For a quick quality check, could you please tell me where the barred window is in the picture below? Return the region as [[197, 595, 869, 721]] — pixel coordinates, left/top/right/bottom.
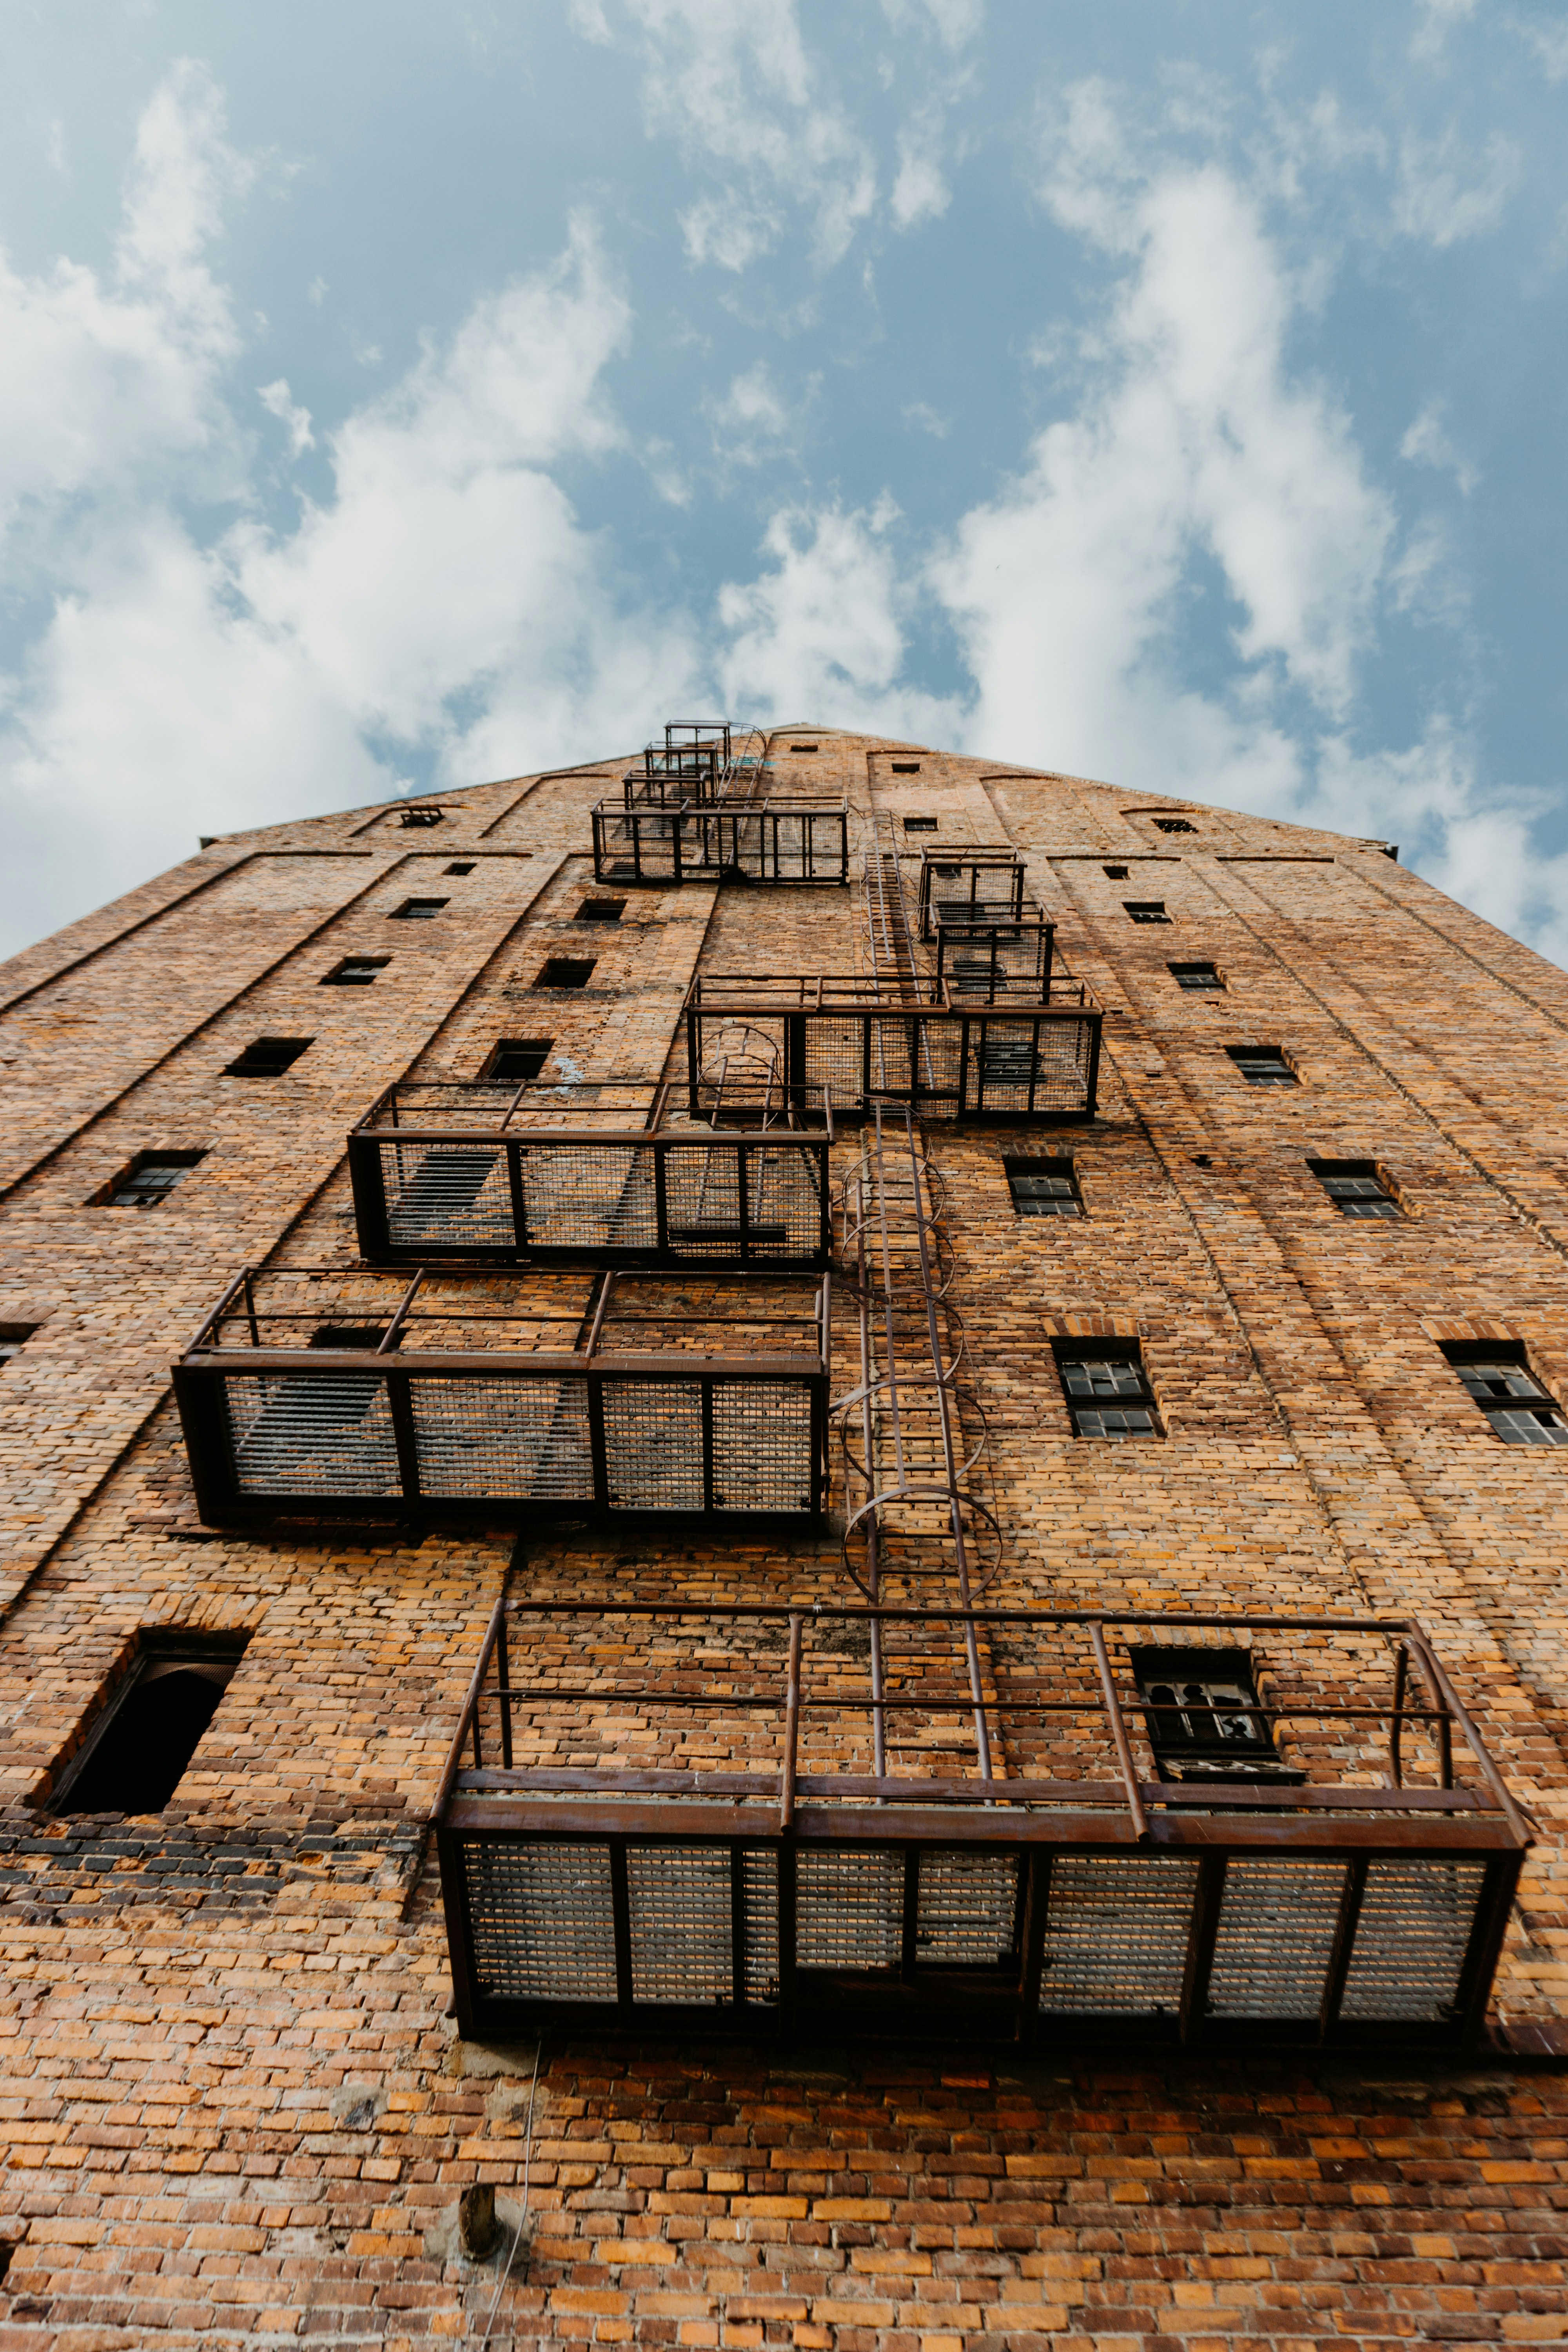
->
[[1169, 962, 1223, 990], [1054, 1343, 1160, 1439], [1311, 1159, 1399, 1219], [1005, 1157, 1082, 1217], [1228, 1045, 1296, 1086], [97, 1150, 205, 1209], [1153, 817, 1196, 835], [1124, 900, 1171, 924], [1441, 1343, 1568, 1447]]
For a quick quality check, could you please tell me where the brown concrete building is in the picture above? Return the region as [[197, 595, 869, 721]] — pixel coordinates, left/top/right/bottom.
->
[[1, 726, 1566, 2346]]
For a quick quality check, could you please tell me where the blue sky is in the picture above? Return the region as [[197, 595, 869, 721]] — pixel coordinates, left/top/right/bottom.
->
[[2, 0, 1566, 960]]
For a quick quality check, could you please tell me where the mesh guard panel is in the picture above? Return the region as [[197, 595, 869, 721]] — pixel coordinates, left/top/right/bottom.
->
[[915, 1851, 1020, 1967], [1339, 1860, 1486, 2022], [1209, 1859, 1347, 2018], [741, 1850, 780, 2003], [462, 1842, 616, 2001], [383, 1143, 512, 1249], [410, 1377, 593, 1500], [711, 1383, 815, 1511], [627, 1846, 731, 2003], [225, 1373, 400, 1497], [1040, 1855, 1197, 2013], [602, 1381, 704, 1509], [797, 1849, 903, 1971]]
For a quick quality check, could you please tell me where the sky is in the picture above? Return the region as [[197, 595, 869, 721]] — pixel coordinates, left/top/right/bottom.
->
[[2, 0, 1567, 961]]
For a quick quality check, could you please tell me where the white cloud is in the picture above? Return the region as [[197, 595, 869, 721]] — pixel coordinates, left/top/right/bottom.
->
[[258, 376, 313, 455], [1400, 402, 1477, 494], [1410, 0, 1477, 64], [903, 400, 950, 437], [1394, 130, 1519, 247], [881, 0, 984, 47], [1520, 18, 1568, 81], [680, 192, 782, 272], [891, 98, 951, 229]]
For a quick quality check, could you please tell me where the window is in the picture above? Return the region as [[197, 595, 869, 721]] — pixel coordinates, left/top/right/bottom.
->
[[789, 742, 818, 752], [391, 897, 449, 920], [575, 898, 625, 924], [1153, 817, 1196, 835], [1228, 1045, 1297, 1087], [1103, 864, 1129, 879], [1054, 1342, 1160, 1439], [892, 763, 921, 775], [310, 1323, 390, 1350], [445, 861, 475, 875], [482, 1037, 552, 1085], [1310, 1159, 1399, 1219], [321, 956, 390, 986], [225, 1035, 312, 1077], [399, 806, 445, 828], [96, 1150, 205, 1210], [50, 1633, 248, 1817], [1126, 1649, 1300, 1785], [534, 956, 595, 989], [1123, 900, 1171, 924], [0, 1325, 37, 1370], [1005, 1156, 1082, 1218], [1441, 1342, 1568, 1446], [902, 814, 936, 830], [1169, 962, 1223, 990]]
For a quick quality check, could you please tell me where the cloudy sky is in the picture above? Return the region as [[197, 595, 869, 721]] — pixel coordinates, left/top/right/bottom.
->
[[2, 0, 1566, 960]]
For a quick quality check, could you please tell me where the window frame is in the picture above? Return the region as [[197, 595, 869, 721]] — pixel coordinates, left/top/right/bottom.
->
[[1123, 1646, 1301, 1784], [398, 806, 446, 828], [1168, 961, 1224, 991], [480, 1037, 553, 1085], [224, 1034, 314, 1077], [93, 1149, 207, 1210], [1308, 1158, 1402, 1220], [575, 898, 626, 924], [1052, 1339, 1162, 1441], [1004, 1155, 1084, 1219], [1123, 900, 1172, 925], [1152, 816, 1197, 835], [1227, 1044, 1298, 1087], [533, 956, 597, 991], [390, 897, 450, 920], [1440, 1341, 1568, 1448], [321, 956, 391, 987], [901, 812, 936, 830], [47, 1630, 249, 1816]]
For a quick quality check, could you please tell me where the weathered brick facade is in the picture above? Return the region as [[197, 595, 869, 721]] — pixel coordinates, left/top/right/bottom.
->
[[2, 732, 1567, 2346]]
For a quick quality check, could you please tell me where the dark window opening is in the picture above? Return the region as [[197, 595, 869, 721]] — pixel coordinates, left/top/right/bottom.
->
[[51, 1633, 249, 1817], [789, 742, 818, 752], [1169, 962, 1223, 991], [391, 897, 449, 920], [1054, 1342, 1160, 1440], [1124, 900, 1171, 924], [310, 1324, 391, 1350], [321, 956, 390, 986], [1103, 864, 1129, 879], [1441, 1341, 1568, 1447], [1228, 1045, 1297, 1087], [1153, 817, 1197, 835], [1310, 1159, 1400, 1220], [892, 763, 921, 775], [225, 1034, 313, 1078], [1125, 1648, 1301, 1785], [1005, 1157, 1082, 1218], [576, 898, 625, 924], [534, 957, 595, 989], [482, 1037, 552, 1085], [445, 861, 476, 875], [902, 813, 936, 830], [399, 807, 445, 828], [0, 1324, 38, 1370], [96, 1150, 205, 1210]]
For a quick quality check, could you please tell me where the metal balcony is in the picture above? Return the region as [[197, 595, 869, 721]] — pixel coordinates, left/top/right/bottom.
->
[[348, 1083, 834, 1269], [174, 1270, 830, 1525], [591, 802, 849, 886], [434, 1602, 1528, 2050], [684, 975, 1102, 1123], [917, 853, 1030, 940], [931, 920, 1056, 1003]]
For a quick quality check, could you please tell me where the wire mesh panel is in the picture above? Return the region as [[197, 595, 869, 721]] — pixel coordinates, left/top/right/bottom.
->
[[223, 1373, 401, 1497], [382, 1143, 513, 1250], [461, 1840, 617, 2001], [412, 1377, 594, 1501], [960, 1014, 1098, 1117], [1038, 1855, 1198, 2014], [915, 1851, 1020, 1967], [796, 1848, 904, 1970], [1339, 1861, 1486, 2023], [1209, 1859, 1347, 2018], [660, 1141, 826, 1261], [602, 1380, 704, 1509], [741, 1849, 780, 2003], [627, 1845, 733, 2003], [520, 1144, 657, 1251], [711, 1383, 816, 1512]]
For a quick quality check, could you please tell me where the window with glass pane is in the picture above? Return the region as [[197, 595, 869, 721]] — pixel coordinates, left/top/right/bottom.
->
[[1126, 1648, 1299, 1783], [1006, 1159, 1081, 1217], [1228, 1047, 1296, 1085], [99, 1151, 205, 1209], [1443, 1346, 1568, 1446], [1055, 1347, 1160, 1439], [1123, 900, 1171, 924], [1312, 1162, 1399, 1218], [1169, 962, 1223, 990]]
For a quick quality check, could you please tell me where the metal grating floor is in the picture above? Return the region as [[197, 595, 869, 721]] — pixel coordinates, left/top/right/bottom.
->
[[796, 1848, 904, 1971], [1340, 1860, 1486, 2022], [1209, 1859, 1347, 2018], [463, 1842, 617, 2002], [1040, 1854, 1198, 2014]]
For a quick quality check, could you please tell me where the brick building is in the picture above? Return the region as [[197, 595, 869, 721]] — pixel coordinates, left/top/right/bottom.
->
[[1, 727, 1565, 2345]]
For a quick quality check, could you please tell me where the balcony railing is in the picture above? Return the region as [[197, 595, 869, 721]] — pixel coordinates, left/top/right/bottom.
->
[[174, 1271, 830, 1524], [348, 1083, 834, 1269], [434, 1601, 1528, 2049], [591, 802, 849, 886], [931, 919, 1056, 1003], [685, 975, 1102, 1122], [917, 854, 1029, 940]]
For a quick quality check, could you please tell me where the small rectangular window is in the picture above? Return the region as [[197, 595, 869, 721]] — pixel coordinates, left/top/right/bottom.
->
[[1153, 817, 1196, 835], [1441, 1342, 1568, 1446], [445, 861, 475, 875], [482, 1037, 552, 1085], [1310, 1159, 1400, 1219], [1126, 1648, 1301, 1785], [390, 897, 449, 920], [902, 813, 936, 829], [95, 1150, 205, 1210], [1005, 1157, 1082, 1218], [399, 806, 445, 828], [321, 956, 390, 985], [575, 898, 625, 924], [1169, 962, 1223, 991], [0, 1325, 38, 1370], [1103, 864, 1129, 879], [1054, 1342, 1160, 1440], [1228, 1045, 1297, 1086], [789, 742, 818, 752], [50, 1633, 249, 1817], [534, 956, 595, 989], [1124, 900, 1171, 924], [225, 1035, 313, 1077], [892, 763, 921, 776]]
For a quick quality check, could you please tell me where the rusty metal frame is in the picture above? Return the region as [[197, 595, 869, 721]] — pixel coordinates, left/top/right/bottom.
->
[[917, 853, 1030, 940], [433, 1599, 1529, 2050], [591, 802, 850, 887]]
